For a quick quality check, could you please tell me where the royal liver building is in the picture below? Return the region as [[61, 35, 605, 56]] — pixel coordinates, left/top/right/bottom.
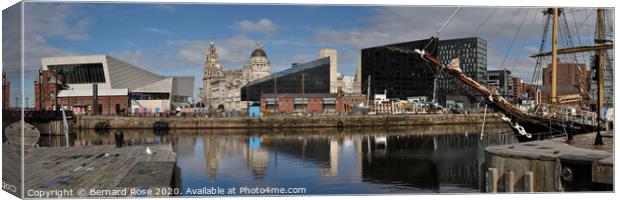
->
[[202, 42, 271, 111]]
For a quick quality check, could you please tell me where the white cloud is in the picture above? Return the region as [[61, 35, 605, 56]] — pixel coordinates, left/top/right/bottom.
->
[[24, 4, 91, 41], [3, 3, 78, 75], [140, 27, 171, 34], [164, 39, 191, 46], [234, 18, 279, 34], [177, 34, 257, 69]]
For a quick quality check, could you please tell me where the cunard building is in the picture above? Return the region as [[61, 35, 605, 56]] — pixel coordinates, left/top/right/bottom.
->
[[202, 42, 271, 111]]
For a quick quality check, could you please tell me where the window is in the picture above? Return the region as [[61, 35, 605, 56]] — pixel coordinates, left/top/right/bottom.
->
[[48, 63, 106, 84]]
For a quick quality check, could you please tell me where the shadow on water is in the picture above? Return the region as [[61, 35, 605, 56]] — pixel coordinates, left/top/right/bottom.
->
[[38, 124, 518, 194]]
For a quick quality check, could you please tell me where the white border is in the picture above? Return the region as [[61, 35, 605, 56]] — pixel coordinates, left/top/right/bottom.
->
[[1, 1, 617, 200]]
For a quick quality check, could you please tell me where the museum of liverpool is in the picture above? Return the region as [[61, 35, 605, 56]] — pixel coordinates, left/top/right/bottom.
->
[[35, 55, 194, 115]]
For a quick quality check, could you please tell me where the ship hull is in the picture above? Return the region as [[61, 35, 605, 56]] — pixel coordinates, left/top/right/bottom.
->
[[509, 116, 598, 142]]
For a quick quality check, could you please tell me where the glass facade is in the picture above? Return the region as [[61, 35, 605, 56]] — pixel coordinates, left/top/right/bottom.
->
[[436, 37, 487, 107], [361, 38, 439, 100], [487, 69, 513, 98], [241, 57, 330, 101], [48, 63, 106, 84]]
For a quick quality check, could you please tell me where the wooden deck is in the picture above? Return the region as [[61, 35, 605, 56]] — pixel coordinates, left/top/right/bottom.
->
[[24, 144, 177, 198]]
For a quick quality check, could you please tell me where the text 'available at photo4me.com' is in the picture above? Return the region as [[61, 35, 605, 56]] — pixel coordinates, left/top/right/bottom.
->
[[25, 186, 308, 198]]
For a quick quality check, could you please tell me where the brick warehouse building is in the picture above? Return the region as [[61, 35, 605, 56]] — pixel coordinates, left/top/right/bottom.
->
[[260, 93, 366, 114], [35, 55, 194, 115], [2, 72, 9, 110]]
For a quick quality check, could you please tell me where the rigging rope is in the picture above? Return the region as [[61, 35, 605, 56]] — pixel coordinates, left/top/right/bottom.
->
[[575, 10, 596, 39], [571, 8, 589, 65], [501, 9, 530, 70], [472, 8, 497, 36], [510, 10, 538, 71], [530, 10, 551, 89], [560, 10, 579, 63], [423, 7, 461, 50]]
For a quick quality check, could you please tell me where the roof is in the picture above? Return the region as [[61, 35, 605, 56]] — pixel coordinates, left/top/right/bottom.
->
[[105, 56, 163, 90], [244, 57, 330, 88], [133, 78, 173, 93], [251, 48, 267, 58], [41, 54, 195, 97]]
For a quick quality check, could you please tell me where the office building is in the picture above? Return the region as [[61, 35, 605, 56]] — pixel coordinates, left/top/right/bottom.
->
[[512, 77, 524, 102], [543, 62, 590, 91], [487, 69, 513, 99], [361, 38, 438, 101], [436, 37, 488, 107], [361, 37, 488, 108]]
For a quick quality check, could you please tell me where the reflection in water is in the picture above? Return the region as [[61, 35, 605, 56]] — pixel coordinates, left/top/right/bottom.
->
[[40, 125, 517, 194]]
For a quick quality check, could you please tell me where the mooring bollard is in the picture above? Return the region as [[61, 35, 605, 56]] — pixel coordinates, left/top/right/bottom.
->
[[115, 129, 124, 148], [525, 171, 534, 192], [479, 163, 486, 193], [488, 168, 498, 193], [505, 170, 515, 193]]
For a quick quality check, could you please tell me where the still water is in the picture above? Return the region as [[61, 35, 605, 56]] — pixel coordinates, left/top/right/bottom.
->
[[41, 124, 517, 195]]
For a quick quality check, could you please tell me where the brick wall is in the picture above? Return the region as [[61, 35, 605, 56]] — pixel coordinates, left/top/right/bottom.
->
[[306, 97, 323, 112], [2, 78, 9, 109], [56, 95, 130, 115]]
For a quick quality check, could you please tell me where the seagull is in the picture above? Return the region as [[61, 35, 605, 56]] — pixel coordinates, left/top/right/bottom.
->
[[146, 147, 153, 155]]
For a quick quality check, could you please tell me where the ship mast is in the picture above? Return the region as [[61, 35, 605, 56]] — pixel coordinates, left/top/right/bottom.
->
[[550, 8, 559, 115], [594, 8, 607, 145]]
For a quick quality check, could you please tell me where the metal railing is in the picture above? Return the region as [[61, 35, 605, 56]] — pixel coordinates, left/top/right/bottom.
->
[[523, 103, 597, 126]]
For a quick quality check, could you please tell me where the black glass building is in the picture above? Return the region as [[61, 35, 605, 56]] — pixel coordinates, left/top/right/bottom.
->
[[241, 57, 331, 101], [436, 37, 488, 107], [361, 37, 487, 107], [361, 38, 439, 100]]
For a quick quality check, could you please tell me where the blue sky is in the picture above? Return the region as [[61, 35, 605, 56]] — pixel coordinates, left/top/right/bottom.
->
[[2, 2, 612, 107]]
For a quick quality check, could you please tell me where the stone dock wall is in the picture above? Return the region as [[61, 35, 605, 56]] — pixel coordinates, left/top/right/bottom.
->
[[75, 113, 506, 129], [482, 135, 613, 192]]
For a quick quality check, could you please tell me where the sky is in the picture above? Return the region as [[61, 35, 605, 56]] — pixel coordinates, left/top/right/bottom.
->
[[1, 2, 614, 107]]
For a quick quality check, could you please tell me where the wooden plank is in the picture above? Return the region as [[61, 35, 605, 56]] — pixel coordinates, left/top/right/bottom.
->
[[505, 170, 515, 192], [488, 168, 498, 193], [524, 171, 534, 192], [23, 145, 176, 197]]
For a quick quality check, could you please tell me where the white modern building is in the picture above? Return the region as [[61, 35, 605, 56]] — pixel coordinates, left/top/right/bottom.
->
[[40, 55, 194, 115]]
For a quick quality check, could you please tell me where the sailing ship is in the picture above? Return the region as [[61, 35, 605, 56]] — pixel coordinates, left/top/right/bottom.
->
[[392, 8, 612, 142]]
